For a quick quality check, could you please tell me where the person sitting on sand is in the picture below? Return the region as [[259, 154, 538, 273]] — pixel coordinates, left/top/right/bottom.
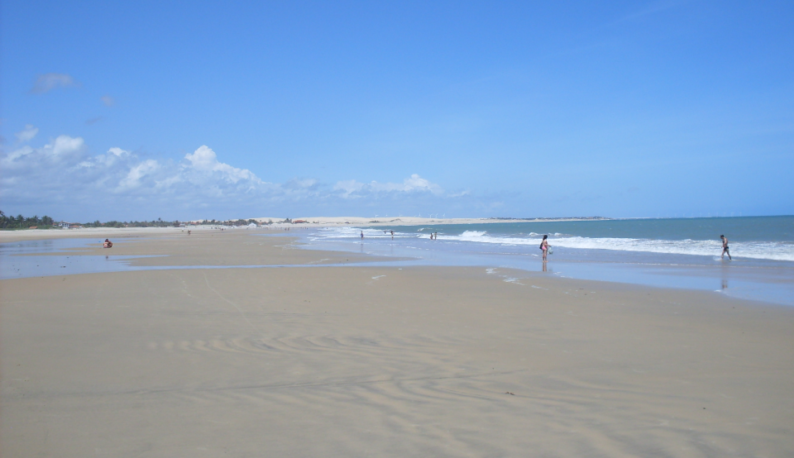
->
[[103, 239, 113, 248], [540, 235, 549, 261], [720, 235, 732, 260]]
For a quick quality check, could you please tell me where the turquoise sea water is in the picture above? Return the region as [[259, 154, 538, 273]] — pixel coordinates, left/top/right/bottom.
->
[[2, 216, 792, 306], [359, 216, 794, 262], [419, 216, 793, 243], [304, 216, 794, 306]]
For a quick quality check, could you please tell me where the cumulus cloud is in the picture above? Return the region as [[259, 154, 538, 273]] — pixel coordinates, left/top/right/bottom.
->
[[108, 147, 129, 157], [15, 125, 39, 143], [2, 135, 85, 168], [118, 160, 159, 191], [50, 135, 85, 156], [30, 73, 79, 94], [283, 178, 320, 191], [0, 133, 463, 219], [101, 95, 115, 107], [182, 145, 264, 188], [334, 174, 443, 198]]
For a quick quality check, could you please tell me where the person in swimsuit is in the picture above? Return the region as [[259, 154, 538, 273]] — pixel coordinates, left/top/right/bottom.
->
[[540, 234, 549, 261], [103, 239, 113, 248], [720, 235, 731, 260]]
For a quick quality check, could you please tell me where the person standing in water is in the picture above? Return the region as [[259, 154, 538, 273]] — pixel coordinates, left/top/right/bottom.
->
[[540, 235, 549, 262], [360, 231, 364, 240], [720, 235, 732, 260]]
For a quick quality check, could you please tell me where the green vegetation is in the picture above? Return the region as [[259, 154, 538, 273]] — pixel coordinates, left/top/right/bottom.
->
[[0, 211, 271, 230], [83, 217, 179, 228], [199, 218, 262, 226], [0, 210, 55, 229]]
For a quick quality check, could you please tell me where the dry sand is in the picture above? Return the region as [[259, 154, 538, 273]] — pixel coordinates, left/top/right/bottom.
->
[[2, 233, 793, 457], [0, 215, 596, 243]]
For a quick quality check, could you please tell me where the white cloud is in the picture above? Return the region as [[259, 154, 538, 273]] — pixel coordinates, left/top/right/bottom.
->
[[334, 174, 443, 198], [15, 124, 39, 143], [284, 178, 319, 190], [0, 133, 466, 219], [118, 159, 159, 191], [30, 73, 79, 94], [108, 147, 129, 157], [50, 135, 85, 156], [334, 179, 365, 198], [4, 146, 34, 163], [183, 145, 262, 185], [2, 135, 85, 168], [101, 95, 115, 107]]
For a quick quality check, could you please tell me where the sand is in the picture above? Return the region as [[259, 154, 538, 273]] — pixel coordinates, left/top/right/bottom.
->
[[0, 215, 598, 243], [2, 232, 793, 457]]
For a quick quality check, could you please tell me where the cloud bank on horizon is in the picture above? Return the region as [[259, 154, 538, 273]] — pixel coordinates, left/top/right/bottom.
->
[[1, 126, 468, 221]]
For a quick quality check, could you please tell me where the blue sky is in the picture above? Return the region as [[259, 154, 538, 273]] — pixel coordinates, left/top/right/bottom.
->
[[2, 1, 792, 221]]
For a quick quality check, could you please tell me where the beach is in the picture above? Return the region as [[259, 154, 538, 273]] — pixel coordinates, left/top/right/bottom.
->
[[2, 230, 793, 457]]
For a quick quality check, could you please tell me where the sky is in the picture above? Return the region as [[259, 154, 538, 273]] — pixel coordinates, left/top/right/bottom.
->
[[1, 0, 792, 221]]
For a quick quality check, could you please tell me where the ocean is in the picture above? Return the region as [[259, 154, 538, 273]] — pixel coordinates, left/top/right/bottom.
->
[[2, 216, 791, 306], [302, 216, 794, 306]]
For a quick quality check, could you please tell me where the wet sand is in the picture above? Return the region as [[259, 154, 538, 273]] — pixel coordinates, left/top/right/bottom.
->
[[2, 233, 793, 457]]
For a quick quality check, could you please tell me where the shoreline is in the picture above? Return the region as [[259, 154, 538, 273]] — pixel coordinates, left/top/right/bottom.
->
[[0, 216, 608, 243], [2, 231, 793, 456], [248, 216, 610, 226], [3, 226, 793, 307]]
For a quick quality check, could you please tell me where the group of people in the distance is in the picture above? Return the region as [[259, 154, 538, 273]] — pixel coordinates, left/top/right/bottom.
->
[[537, 234, 733, 262], [102, 231, 733, 261], [362, 230, 733, 262]]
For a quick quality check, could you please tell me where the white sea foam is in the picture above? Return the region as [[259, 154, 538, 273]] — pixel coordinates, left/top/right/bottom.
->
[[442, 233, 794, 262], [311, 226, 794, 262]]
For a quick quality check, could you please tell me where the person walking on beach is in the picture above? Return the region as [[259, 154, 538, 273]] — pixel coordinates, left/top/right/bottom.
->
[[720, 235, 732, 260], [540, 235, 549, 262]]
